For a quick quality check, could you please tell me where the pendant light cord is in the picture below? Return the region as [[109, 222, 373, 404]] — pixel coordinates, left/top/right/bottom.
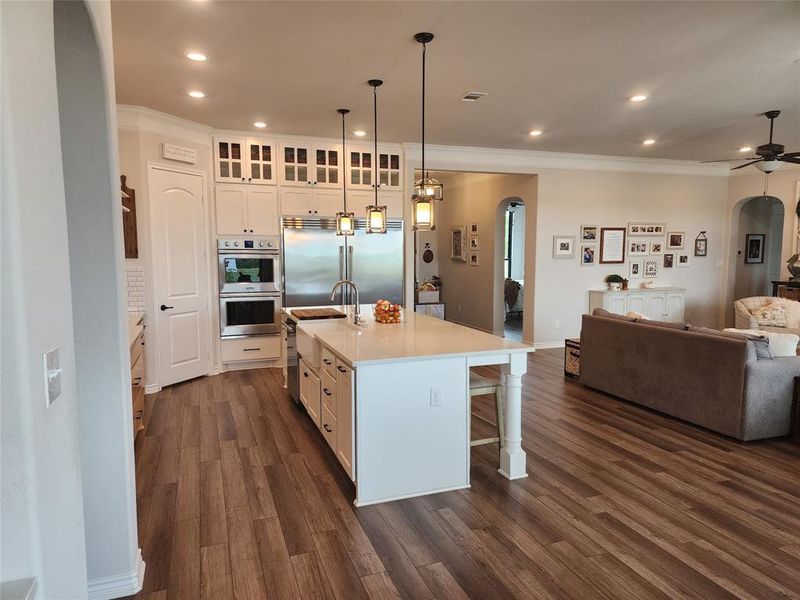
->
[[421, 40, 426, 181], [341, 111, 347, 213], [374, 83, 378, 206]]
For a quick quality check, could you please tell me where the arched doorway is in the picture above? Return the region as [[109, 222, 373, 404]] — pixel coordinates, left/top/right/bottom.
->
[[732, 195, 784, 302], [499, 198, 525, 340]]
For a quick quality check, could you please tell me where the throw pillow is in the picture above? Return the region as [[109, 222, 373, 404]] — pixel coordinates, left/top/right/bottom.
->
[[626, 311, 648, 320], [689, 325, 773, 359], [750, 302, 788, 328], [724, 328, 799, 358], [781, 298, 800, 328]]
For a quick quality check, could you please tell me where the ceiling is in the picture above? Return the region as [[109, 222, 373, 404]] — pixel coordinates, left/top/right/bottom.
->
[[111, 1, 800, 161]]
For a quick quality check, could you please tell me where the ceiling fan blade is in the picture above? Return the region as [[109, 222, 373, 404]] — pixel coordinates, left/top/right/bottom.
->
[[731, 160, 762, 171], [701, 158, 757, 163], [782, 151, 800, 158], [779, 156, 800, 165]]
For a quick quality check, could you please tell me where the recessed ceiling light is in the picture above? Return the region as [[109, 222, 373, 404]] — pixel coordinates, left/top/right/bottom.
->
[[253, 121, 267, 128], [187, 90, 205, 98], [353, 130, 367, 137], [529, 129, 543, 137], [642, 138, 656, 145], [629, 94, 648, 102], [739, 146, 752, 153], [186, 52, 207, 62]]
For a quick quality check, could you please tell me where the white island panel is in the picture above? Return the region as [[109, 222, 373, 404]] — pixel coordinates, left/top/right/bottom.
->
[[355, 356, 469, 506]]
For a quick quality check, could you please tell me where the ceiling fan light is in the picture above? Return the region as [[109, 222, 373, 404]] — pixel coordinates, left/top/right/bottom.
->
[[335, 211, 355, 236], [366, 205, 387, 234], [756, 160, 782, 174], [412, 196, 435, 231], [413, 176, 444, 201]]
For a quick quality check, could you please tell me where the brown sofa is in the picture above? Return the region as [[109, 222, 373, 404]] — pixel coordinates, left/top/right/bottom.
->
[[580, 311, 800, 441]]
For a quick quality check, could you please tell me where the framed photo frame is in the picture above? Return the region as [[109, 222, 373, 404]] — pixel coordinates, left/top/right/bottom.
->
[[581, 245, 596, 266], [745, 234, 765, 264], [468, 251, 479, 266], [644, 259, 658, 278], [667, 231, 685, 249], [470, 222, 479, 235], [677, 252, 691, 267], [663, 253, 674, 268], [649, 241, 664, 255], [450, 226, 467, 261], [628, 222, 666, 237], [599, 227, 626, 264], [469, 235, 479, 250], [629, 259, 643, 279], [628, 240, 648, 256], [580, 225, 598, 242], [553, 235, 576, 259], [694, 231, 708, 257]]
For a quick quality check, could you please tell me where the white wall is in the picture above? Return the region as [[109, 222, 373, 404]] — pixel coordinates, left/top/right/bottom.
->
[[508, 203, 526, 281], [733, 197, 783, 300]]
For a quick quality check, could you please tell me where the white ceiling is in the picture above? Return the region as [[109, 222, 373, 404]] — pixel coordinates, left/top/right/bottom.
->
[[110, 1, 800, 161]]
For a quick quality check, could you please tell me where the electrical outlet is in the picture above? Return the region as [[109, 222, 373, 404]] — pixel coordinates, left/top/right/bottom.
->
[[430, 387, 442, 407], [43, 347, 62, 407], [553, 320, 561, 329]]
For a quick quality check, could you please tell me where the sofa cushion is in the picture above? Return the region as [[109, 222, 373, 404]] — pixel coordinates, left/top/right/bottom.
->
[[688, 325, 772, 359], [779, 298, 800, 328], [724, 328, 799, 358], [592, 308, 636, 321], [750, 302, 788, 328]]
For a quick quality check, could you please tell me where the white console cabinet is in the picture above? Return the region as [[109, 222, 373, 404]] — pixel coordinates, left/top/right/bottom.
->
[[589, 287, 686, 322]]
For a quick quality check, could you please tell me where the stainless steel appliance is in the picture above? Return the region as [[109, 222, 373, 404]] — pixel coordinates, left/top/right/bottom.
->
[[218, 237, 280, 294], [282, 217, 403, 307], [219, 293, 281, 337], [282, 315, 298, 402]]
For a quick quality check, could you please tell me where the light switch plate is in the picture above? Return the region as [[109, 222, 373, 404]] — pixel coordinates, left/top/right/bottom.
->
[[430, 387, 442, 407], [43, 347, 62, 407]]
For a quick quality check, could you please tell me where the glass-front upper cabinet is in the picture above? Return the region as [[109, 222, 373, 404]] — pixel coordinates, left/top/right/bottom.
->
[[246, 139, 276, 185], [348, 150, 373, 190], [280, 143, 311, 186], [377, 151, 401, 190], [214, 136, 245, 183], [280, 141, 341, 188], [312, 143, 341, 189], [347, 145, 402, 191]]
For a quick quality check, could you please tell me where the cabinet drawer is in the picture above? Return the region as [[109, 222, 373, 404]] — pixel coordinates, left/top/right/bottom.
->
[[130, 331, 144, 368], [321, 405, 336, 451], [131, 353, 145, 387], [300, 359, 321, 427], [132, 384, 145, 437], [221, 335, 280, 362], [335, 358, 352, 381], [321, 347, 336, 376], [321, 369, 336, 415]]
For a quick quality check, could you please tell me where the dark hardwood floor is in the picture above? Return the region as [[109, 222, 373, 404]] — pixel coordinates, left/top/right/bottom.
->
[[130, 349, 800, 599]]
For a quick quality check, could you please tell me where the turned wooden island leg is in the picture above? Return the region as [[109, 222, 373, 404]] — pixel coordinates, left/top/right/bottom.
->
[[499, 352, 528, 479]]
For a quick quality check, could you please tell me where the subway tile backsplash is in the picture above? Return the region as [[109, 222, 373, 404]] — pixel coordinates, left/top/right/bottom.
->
[[125, 265, 145, 312]]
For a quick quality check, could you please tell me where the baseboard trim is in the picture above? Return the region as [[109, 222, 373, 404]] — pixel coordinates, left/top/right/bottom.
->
[[144, 383, 161, 394], [533, 341, 566, 349], [87, 549, 145, 600]]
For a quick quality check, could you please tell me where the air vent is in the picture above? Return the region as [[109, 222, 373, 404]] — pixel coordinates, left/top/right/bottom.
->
[[459, 91, 488, 102]]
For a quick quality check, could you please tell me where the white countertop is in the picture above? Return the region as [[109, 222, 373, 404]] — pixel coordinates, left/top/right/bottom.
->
[[294, 305, 533, 366], [590, 286, 686, 293], [128, 312, 144, 348]]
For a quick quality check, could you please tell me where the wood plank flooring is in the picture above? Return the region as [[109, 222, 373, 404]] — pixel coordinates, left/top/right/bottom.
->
[[129, 349, 800, 599]]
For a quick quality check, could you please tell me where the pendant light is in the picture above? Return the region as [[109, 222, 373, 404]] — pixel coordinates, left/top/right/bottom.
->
[[335, 108, 354, 236], [366, 79, 387, 234], [413, 32, 440, 231]]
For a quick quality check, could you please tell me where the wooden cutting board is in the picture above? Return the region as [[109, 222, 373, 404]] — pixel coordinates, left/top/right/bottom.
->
[[292, 308, 346, 320]]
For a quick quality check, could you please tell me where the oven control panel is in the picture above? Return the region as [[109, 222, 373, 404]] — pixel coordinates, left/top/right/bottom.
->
[[218, 237, 279, 250]]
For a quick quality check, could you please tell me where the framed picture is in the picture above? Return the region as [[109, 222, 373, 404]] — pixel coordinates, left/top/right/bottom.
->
[[468, 251, 479, 266], [677, 252, 691, 267], [580, 225, 598, 242], [599, 227, 626, 264], [628, 240, 648, 256], [644, 259, 658, 278], [745, 234, 765, 264], [469, 235, 479, 250], [581, 245, 596, 266], [649, 241, 664, 255], [629, 259, 643, 279], [663, 253, 674, 268], [628, 222, 666, 237], [450, 226, 467, 261], [694, 231, 708, 257], [470, 222, 479, 234], [553, 235, 576, 259], [667, 231, 685, 249]]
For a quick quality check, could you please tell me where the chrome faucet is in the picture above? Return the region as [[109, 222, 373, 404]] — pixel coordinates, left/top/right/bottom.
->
[[330, 280, 361, 324]]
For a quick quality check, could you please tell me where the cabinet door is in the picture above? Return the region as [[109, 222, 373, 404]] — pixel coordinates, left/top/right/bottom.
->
[[280, 187, 313, 217], [348, 190, 403, 219], [310, 188, 344, 217], [300, 361, 321, 428], [644, 294, 667, 321], [246, 187, 278, 235], [666, 292, 685, 322], [245, 139, 276, 185], [214, 137, 246, 183], [347, 149, 373, 190], [313, 144, 342, 189], [377, 150, 402, 190], [627, 293, 645, 315], [335, 360, 354, 480], [605, 293, 627, 315], [215, 185, 248, 235], [280, 143, 312, 186]]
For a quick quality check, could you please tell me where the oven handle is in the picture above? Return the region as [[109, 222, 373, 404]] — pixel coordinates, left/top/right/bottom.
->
[[219, 292, 282, 299]]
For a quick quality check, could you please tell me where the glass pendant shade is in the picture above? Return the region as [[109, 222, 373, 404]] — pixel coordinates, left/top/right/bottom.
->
[[412, 195, 435, 231], [365, 205, 387, 234], [413, 175, 444, 201], [335, 211, 354, 236]]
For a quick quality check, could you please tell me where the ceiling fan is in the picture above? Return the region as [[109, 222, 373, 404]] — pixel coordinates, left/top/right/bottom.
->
[[703, 110, 800, 173]]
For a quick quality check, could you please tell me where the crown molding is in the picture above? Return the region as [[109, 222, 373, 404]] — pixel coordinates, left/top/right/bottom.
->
[[117, 105, 212, 145], [402, 142, 731, 177]]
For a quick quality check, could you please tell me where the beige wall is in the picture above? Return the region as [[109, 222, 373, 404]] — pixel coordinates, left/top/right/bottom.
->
[[733, 197, 783, 301]]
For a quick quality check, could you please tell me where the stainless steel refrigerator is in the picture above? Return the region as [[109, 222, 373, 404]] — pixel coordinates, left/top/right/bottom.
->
[[282, 217, 404, 307]]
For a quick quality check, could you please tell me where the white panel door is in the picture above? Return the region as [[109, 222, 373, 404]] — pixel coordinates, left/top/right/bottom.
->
[[215, 185, 247, 235], [150, 166, 210, 387], [246, 187, 279, 235]]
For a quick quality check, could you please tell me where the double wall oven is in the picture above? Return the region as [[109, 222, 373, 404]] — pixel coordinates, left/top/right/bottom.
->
[[218, 237, 281, 337]]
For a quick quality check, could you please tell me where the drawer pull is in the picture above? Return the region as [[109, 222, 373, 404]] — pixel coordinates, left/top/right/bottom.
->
[[323, 359, 332, 365], [132, 376, 142, 385], [303, 372, 309, 378], [243, 347, 262, 352], [135, 410, 144, 419], [323, 388, 331, 396], [336, 366, 347, 373], [323, 424, 332, 433]]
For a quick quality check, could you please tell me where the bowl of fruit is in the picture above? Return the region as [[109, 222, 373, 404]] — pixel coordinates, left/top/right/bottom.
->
[[373, 299, 402, 324]]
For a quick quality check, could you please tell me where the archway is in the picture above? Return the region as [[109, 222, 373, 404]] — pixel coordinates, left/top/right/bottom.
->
[[54, 0, 142, 596], [732, 195, 784, 303], [497, 198, 526, 340]]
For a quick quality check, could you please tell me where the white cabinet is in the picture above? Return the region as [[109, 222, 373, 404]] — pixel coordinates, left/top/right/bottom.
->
[[347, 145, 403, 192], [348, 190, 403, 219], [280, 141, 341, 189], [280, 187, 343, 217], [588, 288, 686, 322], [299, 358, 321, 427], [215, 185, 279, 235], [214, 136, 276, 185], [335, 358, 354, 480]]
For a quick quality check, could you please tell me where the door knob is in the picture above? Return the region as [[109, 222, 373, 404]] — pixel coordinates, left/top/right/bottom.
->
[[160, 304, 174, 311]]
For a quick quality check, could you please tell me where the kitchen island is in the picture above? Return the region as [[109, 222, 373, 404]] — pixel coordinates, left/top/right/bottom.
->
[[286, 305, 534, 506]]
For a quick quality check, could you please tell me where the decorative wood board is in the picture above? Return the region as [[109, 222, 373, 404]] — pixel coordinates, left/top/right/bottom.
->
[[121, 174, 138, 259], [291, 308, 346, 320]]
